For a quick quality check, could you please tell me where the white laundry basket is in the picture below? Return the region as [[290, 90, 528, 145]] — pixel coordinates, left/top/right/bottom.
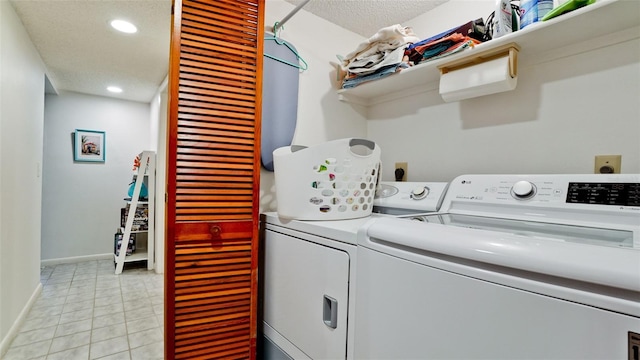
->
[[273, 138, 381, 220]]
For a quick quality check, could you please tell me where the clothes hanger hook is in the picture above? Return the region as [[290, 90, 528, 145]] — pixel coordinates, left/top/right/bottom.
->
[[273, 21, 285, 45]]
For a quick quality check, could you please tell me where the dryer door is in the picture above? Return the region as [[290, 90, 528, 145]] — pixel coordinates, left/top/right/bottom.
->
[[264, 229, 350, 359]]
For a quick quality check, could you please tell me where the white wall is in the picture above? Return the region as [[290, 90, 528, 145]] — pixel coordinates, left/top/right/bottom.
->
[[42, 92, 151, 261], [366, 1, 640, 181], [405, 0, 495, 38], [0, 0, 46, 353], [260, 0, 368, 212]]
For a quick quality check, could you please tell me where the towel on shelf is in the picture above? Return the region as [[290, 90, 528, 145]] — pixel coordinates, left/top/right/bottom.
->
[[342, 62, 409, 89], [340, 24, 420, 89], [347, 45, 407, 75], [342, 24, 420, 67]]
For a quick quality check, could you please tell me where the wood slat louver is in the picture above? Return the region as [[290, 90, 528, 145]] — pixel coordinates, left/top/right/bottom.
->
[[166, 0, 264, 358]]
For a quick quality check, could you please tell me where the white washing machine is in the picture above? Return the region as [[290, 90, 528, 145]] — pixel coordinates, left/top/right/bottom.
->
[[355, 174, 640, 359], [260, 181, 449, 360]]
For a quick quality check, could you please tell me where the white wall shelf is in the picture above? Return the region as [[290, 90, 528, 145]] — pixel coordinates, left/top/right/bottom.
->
[[114, 151, 156, 274], [337, 0, 640, 106]]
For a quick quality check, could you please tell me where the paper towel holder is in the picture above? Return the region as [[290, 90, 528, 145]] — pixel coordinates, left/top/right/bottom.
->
[[438, 42, 520, 79]]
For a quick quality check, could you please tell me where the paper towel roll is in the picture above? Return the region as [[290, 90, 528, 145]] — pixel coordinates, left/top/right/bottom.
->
[[439, 55, 517, 102]]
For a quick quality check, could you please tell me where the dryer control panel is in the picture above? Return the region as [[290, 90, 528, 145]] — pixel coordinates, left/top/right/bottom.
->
[[373, 181, 449, 214]]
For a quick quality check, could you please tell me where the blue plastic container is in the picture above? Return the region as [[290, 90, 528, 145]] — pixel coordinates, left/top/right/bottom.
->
[[520, 0, 554, 29]]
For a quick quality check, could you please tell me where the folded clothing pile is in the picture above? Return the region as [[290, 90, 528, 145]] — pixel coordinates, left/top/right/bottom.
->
[[340, 24, 420, 89], [405, 18, 488, 66], [338, 19, 489, 89]]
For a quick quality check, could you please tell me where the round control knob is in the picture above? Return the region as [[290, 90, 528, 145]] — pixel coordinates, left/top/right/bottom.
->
[[511, 181, 535, 199], [410, 186, 429, 200]]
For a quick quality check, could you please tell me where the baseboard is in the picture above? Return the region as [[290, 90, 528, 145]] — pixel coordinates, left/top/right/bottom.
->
[[41, 253, 112, 267], [0, 282, 43, 358]]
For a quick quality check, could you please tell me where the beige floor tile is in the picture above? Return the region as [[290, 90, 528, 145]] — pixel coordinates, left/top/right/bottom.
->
[[68, 283, 96, 295], [46, 344, 90, 360], [63, 299, 94, 313], [94, 350, 131, 360], [66, 290, 95, 303], [2, 339, 52, 360], [20, 314, 61, 332], [27, 304, 64, 319], [93, 311, 125, 329], [90, 335, 129, 359], [123, 298, 151, 312], [130, 341, 163, 360], [40, 288, 70, 299], [43, 282, 71, 292], [32, 295, 66, 309], [10, 325, 57, 347], [59, 308, 94, 325], [91, 323, 127, 343], [126, 315, 159, 334], [124, 306, 155, 322], [95, 295, 119, 308], [55, 318, 92, 337], [93, 303, 125, 318], [49, 330, 91, 354], [127, 327, 163, 349]]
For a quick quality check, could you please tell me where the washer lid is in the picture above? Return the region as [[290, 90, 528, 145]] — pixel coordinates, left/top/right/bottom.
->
[[408, 213, 635, 249], [358, 216, 640, 292]]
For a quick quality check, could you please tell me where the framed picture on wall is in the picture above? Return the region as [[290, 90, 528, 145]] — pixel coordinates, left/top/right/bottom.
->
[[74, 129, 105, 162]]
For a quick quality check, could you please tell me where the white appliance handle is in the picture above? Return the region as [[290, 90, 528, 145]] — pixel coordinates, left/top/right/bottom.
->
[[323, 295, 338, 329]]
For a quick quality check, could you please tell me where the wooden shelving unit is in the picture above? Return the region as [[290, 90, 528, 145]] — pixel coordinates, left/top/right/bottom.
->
[[114, 151, 156, 274]]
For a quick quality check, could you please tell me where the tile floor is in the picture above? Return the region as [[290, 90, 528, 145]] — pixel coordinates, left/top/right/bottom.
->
[[3, 260, 164, 360]]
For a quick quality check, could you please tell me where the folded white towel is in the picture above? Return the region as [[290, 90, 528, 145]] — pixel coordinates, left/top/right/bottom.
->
[[342, 24, 420, 67]]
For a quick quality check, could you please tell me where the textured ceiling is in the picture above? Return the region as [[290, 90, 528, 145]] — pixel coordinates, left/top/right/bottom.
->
[[283, 0, 449, 37], [10, 0, 448, 104], [10, 0, 171, 103]]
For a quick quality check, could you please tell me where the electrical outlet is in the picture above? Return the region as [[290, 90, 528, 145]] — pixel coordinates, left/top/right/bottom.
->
[[594, 155, 621, 174], [395, 162, 408, 182]]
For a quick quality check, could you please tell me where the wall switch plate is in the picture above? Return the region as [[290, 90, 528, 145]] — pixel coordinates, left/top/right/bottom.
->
[[594, 155, 621, 174], [395, 162, 408, 181]]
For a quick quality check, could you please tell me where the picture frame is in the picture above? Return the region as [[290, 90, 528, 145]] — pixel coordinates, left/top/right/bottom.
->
[[74, 129, 105, 162]]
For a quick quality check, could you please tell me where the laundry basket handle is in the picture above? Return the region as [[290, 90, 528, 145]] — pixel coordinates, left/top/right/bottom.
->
[[349, 138, 375, 150], [290, 145, 308, 153]]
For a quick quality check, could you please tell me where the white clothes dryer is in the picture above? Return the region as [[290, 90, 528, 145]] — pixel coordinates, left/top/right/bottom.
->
[[260, 181, 449, 359]]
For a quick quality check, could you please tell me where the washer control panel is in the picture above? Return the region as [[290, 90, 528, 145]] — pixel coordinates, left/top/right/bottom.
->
[[444, 174, 640, 210]]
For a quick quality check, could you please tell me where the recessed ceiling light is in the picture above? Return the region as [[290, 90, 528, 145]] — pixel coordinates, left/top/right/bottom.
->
[[110, 19, 137, 34], [107, 86, 123, 93]]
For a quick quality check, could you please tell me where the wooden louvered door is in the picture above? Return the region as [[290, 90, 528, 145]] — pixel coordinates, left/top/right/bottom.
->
[[165, 0, 264, 359]]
